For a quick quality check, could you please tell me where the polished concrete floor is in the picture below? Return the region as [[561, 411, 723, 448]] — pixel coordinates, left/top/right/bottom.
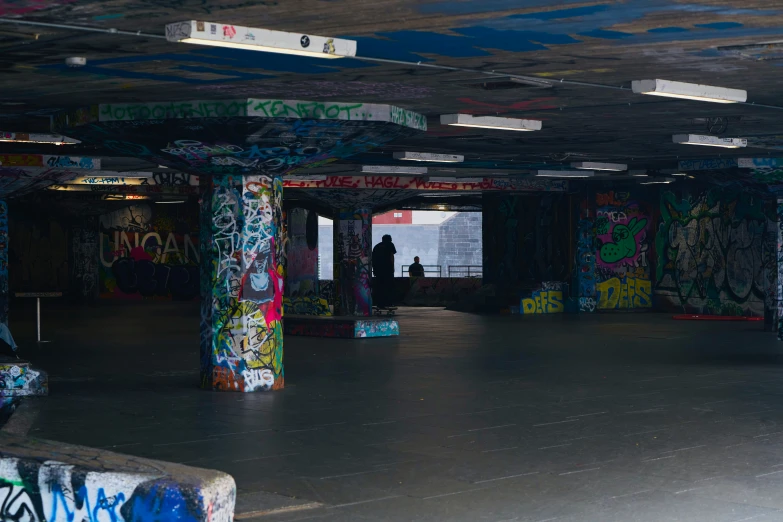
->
[[13, 300, 783, 521]]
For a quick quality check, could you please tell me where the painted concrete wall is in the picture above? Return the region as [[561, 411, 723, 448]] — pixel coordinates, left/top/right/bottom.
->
[[99, 202, 200, 300]]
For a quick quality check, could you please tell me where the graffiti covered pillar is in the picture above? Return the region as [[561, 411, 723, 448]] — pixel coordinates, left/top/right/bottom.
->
[[778, 199, 783, 340], [200, 174, 285, 392], [70, 217, 99, 303], [334, 208, 372, 316]]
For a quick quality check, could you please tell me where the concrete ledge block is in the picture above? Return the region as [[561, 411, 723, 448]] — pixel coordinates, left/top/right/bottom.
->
[[0, 359, 48, 397], [0, 432, 236, 521], [285, 316, 399, 338]]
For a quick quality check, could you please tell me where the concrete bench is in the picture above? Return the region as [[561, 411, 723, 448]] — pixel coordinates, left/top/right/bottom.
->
[[0, 357, 48, 397], [0, 432, 235, 521]]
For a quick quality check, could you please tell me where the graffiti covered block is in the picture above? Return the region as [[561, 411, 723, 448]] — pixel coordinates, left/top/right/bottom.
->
[[0, 432, 235, 522], [0, 360, 47, 397], [285, 316, 399, 338]]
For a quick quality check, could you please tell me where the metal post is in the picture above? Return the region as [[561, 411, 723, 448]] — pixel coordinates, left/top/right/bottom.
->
[[36, 297, 41, 343]]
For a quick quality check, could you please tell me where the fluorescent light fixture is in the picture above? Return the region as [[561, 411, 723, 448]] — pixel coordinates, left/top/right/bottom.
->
[[440, 113, 542, 132], [165, 21, 356, 59], [361, 165, 427, 175], [0, 132, 79, 145], [286, 175, 327, 181], [673, 134, 747, 148], [671, 172, 688, 176], [571, 161, 627, 171], [102, 194, 150, 201], [639, 177, 676, 185], [393, 152, 464, 163], [629, 170, 649, 177], [534, 170, 594, 178], [155, 200, 186, 204], [632, 79, 746, 104]]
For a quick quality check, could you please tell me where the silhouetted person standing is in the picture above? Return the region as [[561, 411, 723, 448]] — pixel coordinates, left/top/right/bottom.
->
[[372, 234, 397, 308], [408, 256, 425, 277]]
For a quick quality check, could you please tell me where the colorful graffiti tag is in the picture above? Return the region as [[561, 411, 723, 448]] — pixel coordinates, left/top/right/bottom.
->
[[576, 218, 596, 306], [99, 203, 199, 299], [521, 282, 565, 314], [656, 188, 774, 316], [596, 277, 652, 310], [594, 191, 651, 310], [334, 209, 372, 316], [283, 296, 331, 316], [0, 440, 235, 522], [201, 175, 284, 392]]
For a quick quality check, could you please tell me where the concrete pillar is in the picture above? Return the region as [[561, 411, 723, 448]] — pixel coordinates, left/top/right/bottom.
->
[[285, 208, 319, 297], [0, 201, 7, 325], [334, 208, 372, 316], [200, 175, 285, 392], [69, 217, 99, 303], [778, 199, 783, 340]]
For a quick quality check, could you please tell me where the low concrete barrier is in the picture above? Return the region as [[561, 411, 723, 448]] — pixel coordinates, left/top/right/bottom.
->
[[0, 432, 235, 521]]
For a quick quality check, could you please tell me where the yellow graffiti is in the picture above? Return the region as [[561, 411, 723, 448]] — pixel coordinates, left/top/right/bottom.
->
[[216, 300, 282, 374], [522, 290, 564, 314], [596, 277, 651, 309]]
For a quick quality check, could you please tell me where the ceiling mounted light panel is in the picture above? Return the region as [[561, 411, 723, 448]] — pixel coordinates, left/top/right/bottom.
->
[[440, 114, 542, 132], [165, 21, 356, 58], [639, 177, 676, 185], [534, 170, 594, 178], [393, 152, 464, 163], [632, 79, 746, 104], [571, 161, 627, 171], [672, 134, 747, 148], [361, 165, 427, 174]]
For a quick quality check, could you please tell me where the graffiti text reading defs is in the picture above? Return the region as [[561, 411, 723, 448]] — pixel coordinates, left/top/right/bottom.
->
[[252, 100, 364, 120]]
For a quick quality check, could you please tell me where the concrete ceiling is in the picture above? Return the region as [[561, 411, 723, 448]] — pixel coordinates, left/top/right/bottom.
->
[[0, 0, 781, 179]]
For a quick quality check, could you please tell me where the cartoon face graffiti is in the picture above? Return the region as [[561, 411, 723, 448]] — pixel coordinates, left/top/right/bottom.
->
[[599, 217, 647, 264]]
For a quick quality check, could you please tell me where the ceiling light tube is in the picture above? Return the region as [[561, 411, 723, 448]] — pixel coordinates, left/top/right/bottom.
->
[[632, 79, 746, 104], [571, 161, 627, 171], [165, 21, 356, 59], [672, 134, 747, 148], [361, 165, 427, 175], [440, 114, 542, 132], [639, 177, 676, 185], [628, 170, 649, 177], [393, 152, 464, 163], [534, 170, 594, 178]]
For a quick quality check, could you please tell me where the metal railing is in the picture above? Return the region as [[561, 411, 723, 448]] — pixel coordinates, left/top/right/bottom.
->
[[448, 265, 483, 278], [400, 264, 442, 277]]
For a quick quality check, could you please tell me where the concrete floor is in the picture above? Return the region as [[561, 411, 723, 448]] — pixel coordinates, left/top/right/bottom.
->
[[14, 300, 783, 521]]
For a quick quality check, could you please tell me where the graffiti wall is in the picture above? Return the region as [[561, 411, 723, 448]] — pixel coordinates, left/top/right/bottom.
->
[[656, 187, 775, 316], [334, 209, 372, 316], [99, 202, 200, 300], [483, 193, 570, 304], [594, 190, 652, 310], [521, 281, 565, 314], [201, 175, 284, 393]]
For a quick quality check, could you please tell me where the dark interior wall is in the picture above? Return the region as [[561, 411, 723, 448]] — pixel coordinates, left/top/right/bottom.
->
[[9, 202, 69, 293], [483, 193, 571, 303]]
